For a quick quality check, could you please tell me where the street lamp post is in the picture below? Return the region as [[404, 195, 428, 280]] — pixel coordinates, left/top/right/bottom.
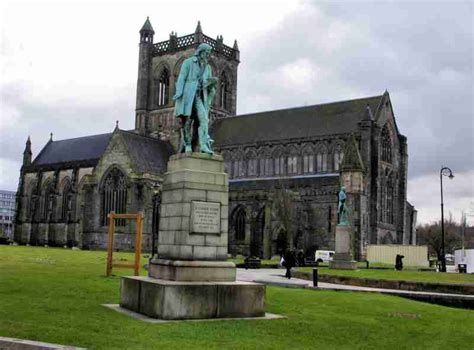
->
[[439, 166, 454, 273]]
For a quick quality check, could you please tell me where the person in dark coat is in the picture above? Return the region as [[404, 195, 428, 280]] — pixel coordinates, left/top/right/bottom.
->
[[297, 250, 305, 267], [395, 254, 404, 271], [284, 249, 296, 279]]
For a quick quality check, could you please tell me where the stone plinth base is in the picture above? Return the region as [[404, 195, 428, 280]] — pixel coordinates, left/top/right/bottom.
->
[[330, 224, 357, 269], [149, 258, 236, 282], [120, 276, 265, 320], [329, 259, 358, 270]]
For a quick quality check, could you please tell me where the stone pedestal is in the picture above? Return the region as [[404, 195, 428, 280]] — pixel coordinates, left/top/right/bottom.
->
[[120, 276, 265, 320], [329, 224, 357, 270], [120, 153, 265, 320], [148, 258, 236, 282]]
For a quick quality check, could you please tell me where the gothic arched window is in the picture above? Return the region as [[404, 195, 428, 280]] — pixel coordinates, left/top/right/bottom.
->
[[287, 146, 299, 175], [101, 168, 127, 226], [316, 147, 328, 173], [302, 145, 314, 174], [273, 147, 286, 176], [61, 179, 72, 222], [247, 150, 258, 177], [233, 206, 246, 241], [156, 68, 170, 107], [333, 148, 343, 172], [219, 72, 230, 110], [381, 125, 392, 163], [386, 174, 395, 224], [42, 180, 54, 221], [232, 151, 246, 178]]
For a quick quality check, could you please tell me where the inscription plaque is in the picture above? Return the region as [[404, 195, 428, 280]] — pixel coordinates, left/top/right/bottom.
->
[[191, 201, 221, 234]]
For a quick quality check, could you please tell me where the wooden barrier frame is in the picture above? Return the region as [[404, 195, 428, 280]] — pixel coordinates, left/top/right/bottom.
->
[[106, 212, 143, 276]]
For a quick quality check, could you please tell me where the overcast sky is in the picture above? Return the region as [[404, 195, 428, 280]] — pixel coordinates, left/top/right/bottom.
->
[[0, 0, 472, 225]]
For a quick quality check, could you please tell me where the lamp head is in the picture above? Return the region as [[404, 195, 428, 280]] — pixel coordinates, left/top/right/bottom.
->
[[449, 173, 454, 180]]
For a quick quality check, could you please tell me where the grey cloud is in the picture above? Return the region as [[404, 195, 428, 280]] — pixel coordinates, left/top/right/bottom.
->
[[0, 82, 135, 163], [236, 1, 473, 178]]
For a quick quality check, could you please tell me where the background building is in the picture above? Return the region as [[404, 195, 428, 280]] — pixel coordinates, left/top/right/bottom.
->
[[0, 190, 16, 242], [14, 19, 416, 258]]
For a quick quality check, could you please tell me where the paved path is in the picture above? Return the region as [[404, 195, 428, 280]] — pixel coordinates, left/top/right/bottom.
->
[[236, 268, 474, 300]]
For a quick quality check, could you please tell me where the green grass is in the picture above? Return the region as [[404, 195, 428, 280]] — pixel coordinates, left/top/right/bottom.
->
[[298, 266, 474, 285], [0, 246, 473, 349]]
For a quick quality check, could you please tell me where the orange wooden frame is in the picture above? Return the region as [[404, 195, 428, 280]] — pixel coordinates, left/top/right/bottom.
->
[[106, 212, 144, 276]]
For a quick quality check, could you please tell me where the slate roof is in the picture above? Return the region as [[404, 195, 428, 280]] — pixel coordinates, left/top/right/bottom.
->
[[30, 130, 174, 174], [119, 130, 173, 174], [213, 95, 384, 146], [32, 133, 112, 168]]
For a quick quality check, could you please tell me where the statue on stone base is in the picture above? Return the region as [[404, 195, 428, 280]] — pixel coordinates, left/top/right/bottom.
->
[[173, 43, 218, 154], [338, 186, 349, 225]]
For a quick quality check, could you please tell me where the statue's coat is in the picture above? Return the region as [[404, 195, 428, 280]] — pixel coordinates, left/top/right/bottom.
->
[[174, 56, 213, 117]]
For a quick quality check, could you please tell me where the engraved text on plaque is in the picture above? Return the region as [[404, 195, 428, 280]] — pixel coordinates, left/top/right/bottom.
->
[[191, 201, 221, 234]]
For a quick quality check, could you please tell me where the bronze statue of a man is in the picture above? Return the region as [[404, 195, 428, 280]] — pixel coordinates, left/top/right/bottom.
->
[[173, 43, 218, 154], [338, 186, 349, 225]]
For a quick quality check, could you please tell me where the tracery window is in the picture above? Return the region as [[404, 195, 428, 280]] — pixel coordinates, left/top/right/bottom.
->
[[259, 158, 266, 177], [381, 125, 392, 163], [156, 68, 170, 107], [264, 158, 272, 176], [287, 156, 298, 174], [316, 149, 328, 173], [287, 146, 299, 175], [274, 156, 286, 175], [379, 171, 395, 224], [302, 146, 314, 174], [26, 180, 37, 219], [233, 206, 246, 241], [101, 168, 127, 226], [61, 179, 72, 221], [333, 150, 343, 172], [219, 72, 230, 110], [42, 181, 54, 221], [387, 177, 394, 224], [247, 150, 258, 177]]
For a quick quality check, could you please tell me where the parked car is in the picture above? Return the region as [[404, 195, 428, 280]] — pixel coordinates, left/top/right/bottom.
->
[[315, 250, 335, 264]]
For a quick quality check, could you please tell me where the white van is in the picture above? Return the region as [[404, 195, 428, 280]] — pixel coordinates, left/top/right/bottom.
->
[[315, 250, 335, 264]]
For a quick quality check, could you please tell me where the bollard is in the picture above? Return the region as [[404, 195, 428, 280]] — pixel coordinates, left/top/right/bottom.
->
[[313, 268, 318, 287], [366, 260, 369, 269]]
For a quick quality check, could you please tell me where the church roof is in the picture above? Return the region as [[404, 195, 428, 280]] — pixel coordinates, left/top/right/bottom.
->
[[119, 130, 173, 174], [213, 95, 383, 146], [30, 130, 173, 173], [32, 133, 112, 168]]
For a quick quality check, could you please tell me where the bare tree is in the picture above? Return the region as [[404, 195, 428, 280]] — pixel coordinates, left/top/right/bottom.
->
[[417, 215, 462, 261]]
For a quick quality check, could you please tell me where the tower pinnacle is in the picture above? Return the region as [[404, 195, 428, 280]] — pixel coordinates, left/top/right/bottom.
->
[[140, 16, 155, 34], [195, 20, 202, 34]]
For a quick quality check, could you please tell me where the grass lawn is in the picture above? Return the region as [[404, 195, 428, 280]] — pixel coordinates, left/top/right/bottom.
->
[[298, 266, 474, 285], [0, 246, 473, 349]]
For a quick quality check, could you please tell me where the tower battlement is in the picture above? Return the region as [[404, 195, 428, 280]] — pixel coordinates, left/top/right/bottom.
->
[[135, 18, 240, 141], [152, 33, 239, 61]]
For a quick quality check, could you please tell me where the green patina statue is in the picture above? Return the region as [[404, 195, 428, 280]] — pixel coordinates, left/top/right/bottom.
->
[[338, 186, 349, 225], [173, 43, 218, 154]]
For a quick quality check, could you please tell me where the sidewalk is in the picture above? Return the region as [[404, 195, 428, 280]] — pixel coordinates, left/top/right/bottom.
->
[[236, 268, 474, 309]]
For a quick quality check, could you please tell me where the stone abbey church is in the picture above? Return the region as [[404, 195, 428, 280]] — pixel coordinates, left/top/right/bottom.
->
[[14, 18, 416, 259]]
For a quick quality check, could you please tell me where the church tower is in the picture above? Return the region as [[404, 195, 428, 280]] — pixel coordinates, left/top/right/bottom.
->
[[134, 18, 240, 141], [135, 17, 155, 133]]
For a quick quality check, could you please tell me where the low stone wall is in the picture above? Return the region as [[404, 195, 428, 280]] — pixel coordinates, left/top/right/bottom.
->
[[294, 271, 474, 295]]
